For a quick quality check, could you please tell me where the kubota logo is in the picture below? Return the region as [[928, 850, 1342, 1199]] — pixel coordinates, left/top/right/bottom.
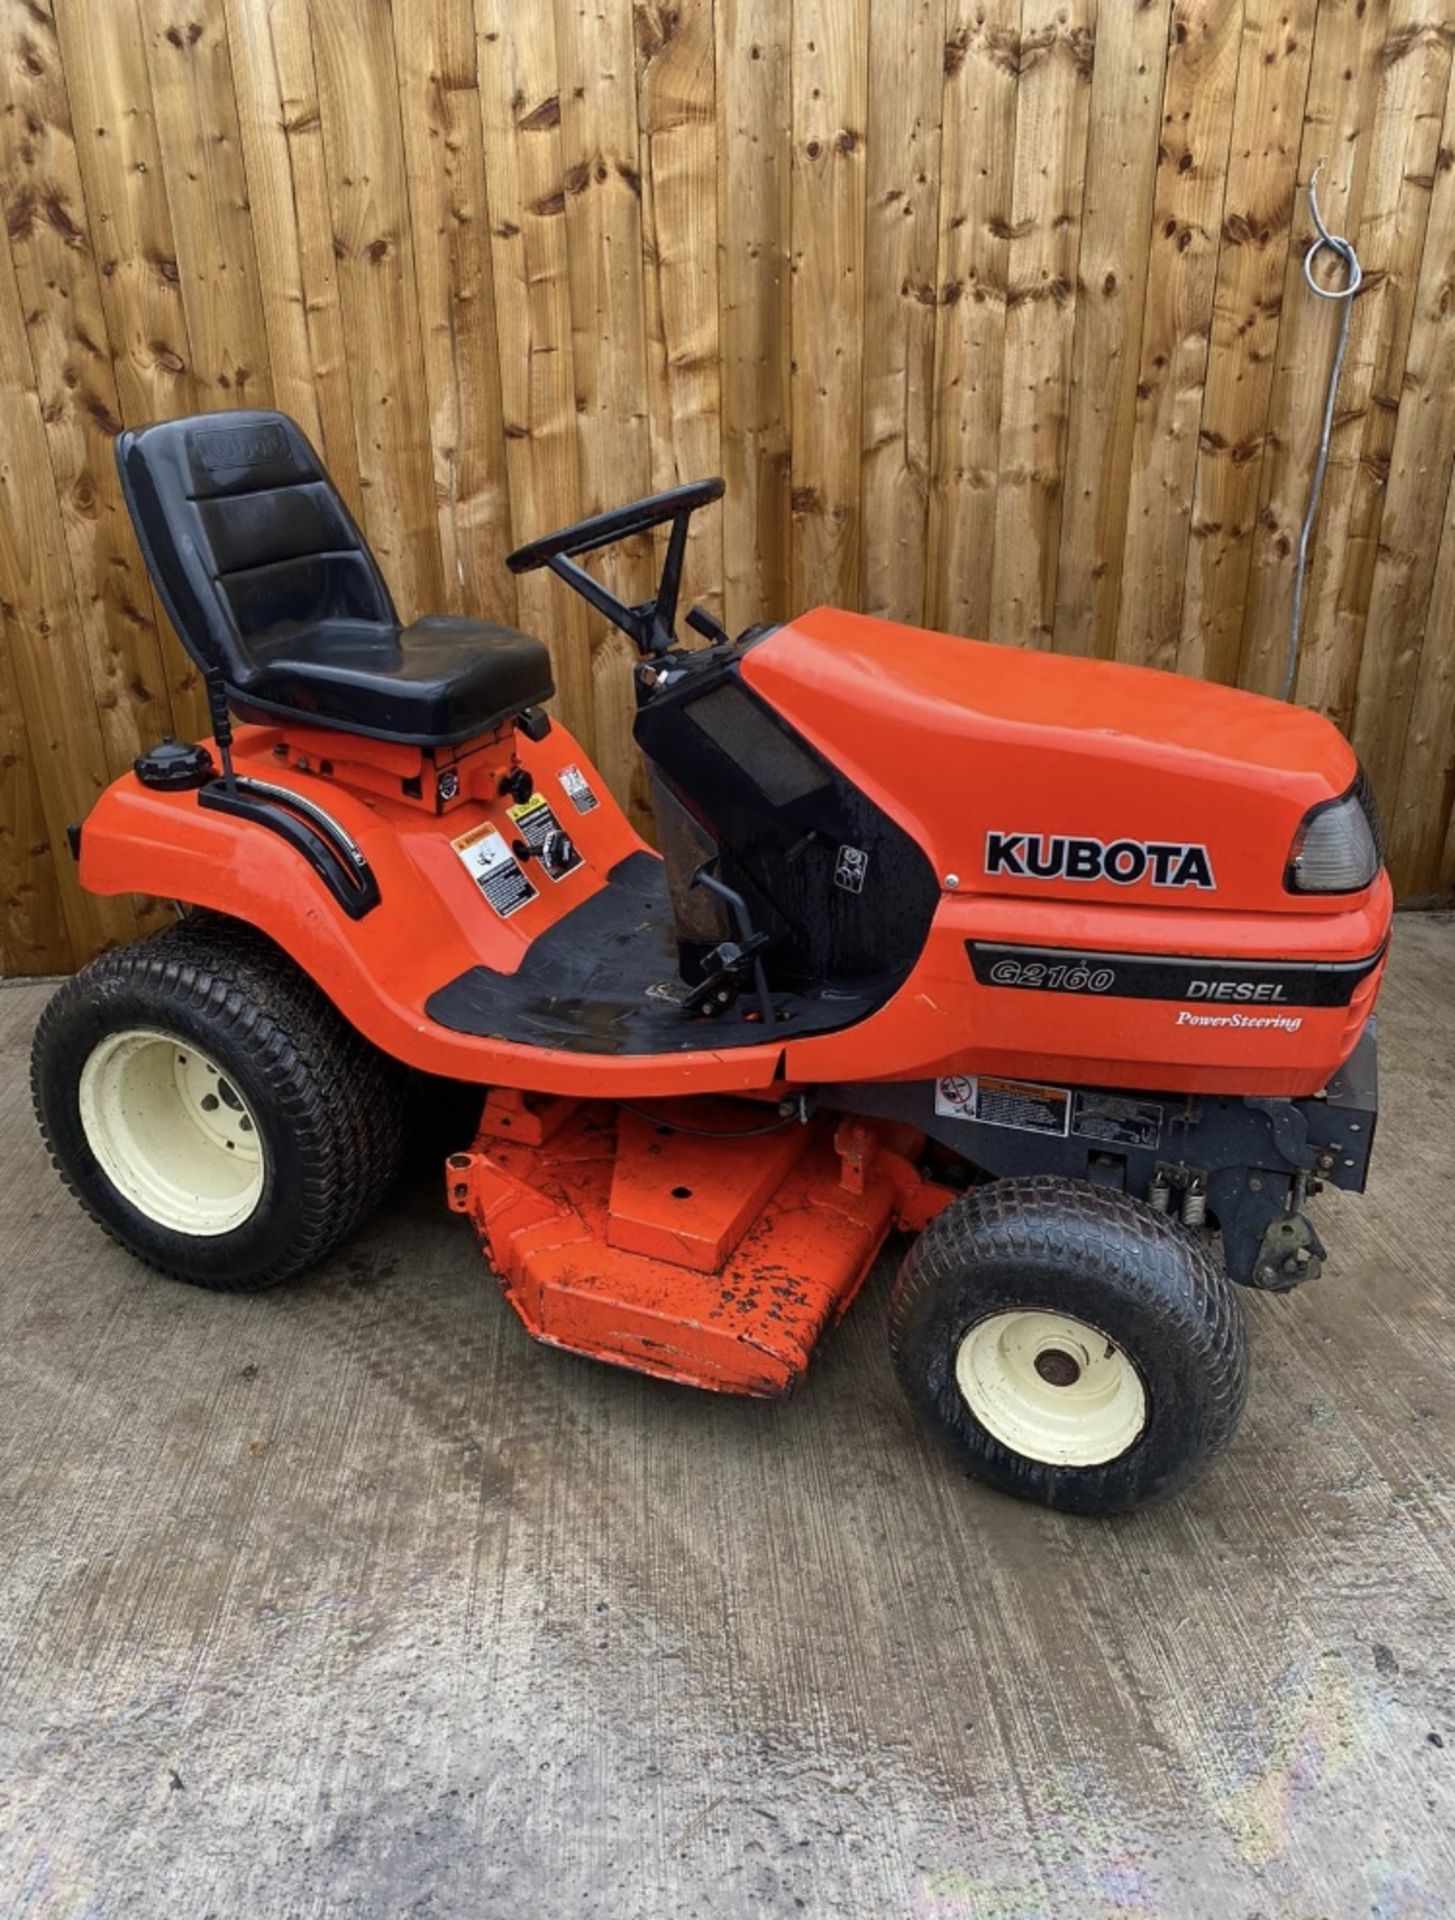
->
[[985, 831, 1216, 891]]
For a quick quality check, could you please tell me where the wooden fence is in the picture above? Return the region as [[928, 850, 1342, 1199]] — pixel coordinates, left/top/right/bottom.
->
[[1, 0, 1452, 973]]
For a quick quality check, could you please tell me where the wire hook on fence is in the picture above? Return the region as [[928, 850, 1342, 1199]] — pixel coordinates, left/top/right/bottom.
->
[[1282, 161, 1363, 702]]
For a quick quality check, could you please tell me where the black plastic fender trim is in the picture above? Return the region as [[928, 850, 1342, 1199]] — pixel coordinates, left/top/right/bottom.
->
[[198, 777, 380, 919]]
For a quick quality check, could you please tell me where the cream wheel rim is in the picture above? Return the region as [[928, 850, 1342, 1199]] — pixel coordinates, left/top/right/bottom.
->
[[78, 1028, 265, 1236], [955, 1309, 1148, 1467]]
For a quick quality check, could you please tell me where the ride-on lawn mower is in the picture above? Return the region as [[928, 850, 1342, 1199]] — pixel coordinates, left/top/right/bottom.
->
[[32, 410, 1391, 1514]]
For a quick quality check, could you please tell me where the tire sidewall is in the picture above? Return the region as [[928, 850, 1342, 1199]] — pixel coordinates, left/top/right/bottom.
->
[[895, 1188, 1247, 1515], [36, 976, 308, 1287]]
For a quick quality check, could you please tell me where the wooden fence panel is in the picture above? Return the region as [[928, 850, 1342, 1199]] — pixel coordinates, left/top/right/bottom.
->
[[987, 0, 1097, 649], [858, 0, 944, 628], [554, 0, 654, 812], [392, 0, 515, 625], [223, 0, 365, 515], [0, 234, 139, 959], [925, 0, 1022, 642], [1114, 0, 1244, 673], [0, 0, 180, 793], [3, 0, 1454, 974], [1052, 0, 1172, 658], [715, 0, 791, 636], [1174, 0, 1317, 689], [789, 0, 867, 614], [637, 0, 724, 628], [1236, 0, 1391, 702], [477, 0, 595, 749], [1352, 56, 1455, 809]]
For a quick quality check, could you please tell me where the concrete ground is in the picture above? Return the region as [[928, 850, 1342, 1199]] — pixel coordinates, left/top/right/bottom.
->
[[2, 918, 1453, 1920]]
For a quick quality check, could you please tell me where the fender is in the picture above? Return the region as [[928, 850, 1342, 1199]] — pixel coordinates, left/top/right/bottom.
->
[[78, 725, 787, 1099]]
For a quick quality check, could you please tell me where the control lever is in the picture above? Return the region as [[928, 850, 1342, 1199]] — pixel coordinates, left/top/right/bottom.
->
[[686, 604, 729, 646], [682, 933, 773, 1019], [690, 863, 778, 1028]]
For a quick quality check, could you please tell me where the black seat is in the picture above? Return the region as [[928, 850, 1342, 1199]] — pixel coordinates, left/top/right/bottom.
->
[[116, 410, 553, 747]]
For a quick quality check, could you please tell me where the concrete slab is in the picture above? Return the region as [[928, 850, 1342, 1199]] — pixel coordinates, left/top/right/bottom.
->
[[2, 916, 1453, 1919]]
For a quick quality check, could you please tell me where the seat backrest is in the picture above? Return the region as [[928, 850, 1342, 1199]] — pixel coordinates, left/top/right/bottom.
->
[[116, 410, 397, 687]]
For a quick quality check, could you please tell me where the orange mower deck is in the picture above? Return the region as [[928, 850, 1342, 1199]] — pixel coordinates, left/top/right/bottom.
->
[[446, 1093, 952, 1394]]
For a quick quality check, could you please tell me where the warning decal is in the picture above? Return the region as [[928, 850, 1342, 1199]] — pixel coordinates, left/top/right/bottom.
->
[[934, 1074, 1072, 1137], [558, 763, 599, 815], [507, 791, 582, 880], [451, 821, 537, 919], [834, 845, 869, 893], [1071, 1091, 1164, 1149]]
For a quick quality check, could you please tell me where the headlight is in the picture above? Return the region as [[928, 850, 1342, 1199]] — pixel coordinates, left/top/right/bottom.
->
[[1285, 771, 1383, 893]]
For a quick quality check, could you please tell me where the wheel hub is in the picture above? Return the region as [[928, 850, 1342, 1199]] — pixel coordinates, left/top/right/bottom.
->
[[78, 1027, 265, 1236], [954, 1309, 1148, 1467], [1033, 1347, 1082, 1388]]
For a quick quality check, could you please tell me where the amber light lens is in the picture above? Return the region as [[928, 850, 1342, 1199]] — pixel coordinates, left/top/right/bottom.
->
[[1286, 773, 1383, 893]]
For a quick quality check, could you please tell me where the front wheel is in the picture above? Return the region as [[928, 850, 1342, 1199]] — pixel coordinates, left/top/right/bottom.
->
[[32, 914, 407, 1291], [889, 1176, 1247, 1514]]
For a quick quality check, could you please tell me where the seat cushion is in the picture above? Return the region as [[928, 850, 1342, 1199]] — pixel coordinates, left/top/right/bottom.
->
[[116, 411, 554, 748], [239, 615, 554, 747]]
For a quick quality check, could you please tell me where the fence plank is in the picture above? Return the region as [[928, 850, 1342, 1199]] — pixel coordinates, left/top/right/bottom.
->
[[1114, 0, 1244, 671], [926, 0, 1023, 639], [1235, 0, 1391, 702], [636, 0, 723, 626], [0, 0, 178, 779], [1175, 0, 1317, 687], [789, 0, 868, 614], [1312, 3, 1452, 732], [0, 237, 139, 955], [0, 631, 72, 975], [858, 0, 945, 627], [140, 0, 272, 414], [988, 0, 1097, 648], [552, 0, 656, 817], [476, 0, 595, 749], [1386, 459, 1455, 895], [716, 0, 792, 636], [553, 0, 654, 815], [309, 0, 443, 619], [1351, 62, 1455, 817], [52, 0, 207, 739], [1053, 0, 1173, 656], [222, 0, 362, 513], [392, 0, 516, 626]]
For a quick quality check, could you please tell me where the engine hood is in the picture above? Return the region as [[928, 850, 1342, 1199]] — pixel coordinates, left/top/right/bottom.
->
[[740, 608, 1368, 915]]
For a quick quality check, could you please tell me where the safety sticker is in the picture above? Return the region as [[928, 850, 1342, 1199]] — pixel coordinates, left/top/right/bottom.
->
[[507, 791, 582, 881], [558, 763, 599, 815], [834, 845, 869, 894], [451, 821, 537, 919], [1070, 1091, 1164, 1150], [934, 1074, 1072, 1137]]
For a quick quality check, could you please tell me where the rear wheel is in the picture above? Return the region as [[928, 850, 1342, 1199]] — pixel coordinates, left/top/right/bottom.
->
[[889, 1176, 1247, 1514], [32, 914, 406, 1291]]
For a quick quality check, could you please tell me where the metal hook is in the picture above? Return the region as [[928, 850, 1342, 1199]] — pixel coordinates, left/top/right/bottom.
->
[[1302, 159, 1362, 303], [1280, 161, 1364, 702]]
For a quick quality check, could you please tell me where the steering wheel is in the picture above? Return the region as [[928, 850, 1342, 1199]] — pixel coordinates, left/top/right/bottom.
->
[[505, 478, 725, 656]]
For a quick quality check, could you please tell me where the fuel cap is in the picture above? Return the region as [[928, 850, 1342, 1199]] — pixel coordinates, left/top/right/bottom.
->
[[134, 737, 216, 792]]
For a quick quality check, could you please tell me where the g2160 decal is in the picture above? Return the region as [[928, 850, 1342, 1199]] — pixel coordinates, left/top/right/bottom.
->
[[985, 831, 1216, 890], [968, 940, 1384, 1008]]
